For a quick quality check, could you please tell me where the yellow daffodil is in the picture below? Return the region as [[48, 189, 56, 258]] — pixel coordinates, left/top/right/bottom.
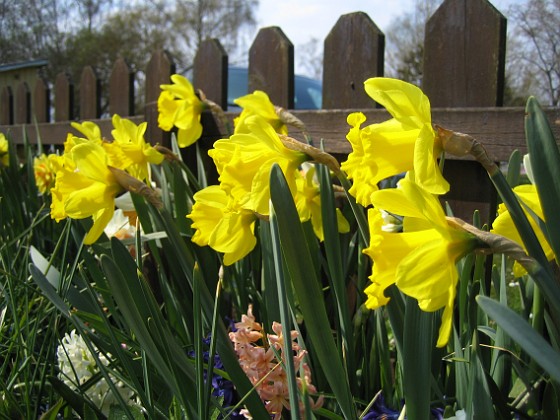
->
[[294, 164, 350, 241], [363, 175, 477, 347], [71, 120, 103, 143], [0, 133, 9, 167], [341, 78, 449, 207], [158, 74, 204, 148], [208, 116, 307, 216], [188, 185, 257, 265], [234, 90, 287, 135], [108, 114, 164, 181], [491, 183, 555, 277], [50, 141, 123, 244], [34, 153, 63, 195]]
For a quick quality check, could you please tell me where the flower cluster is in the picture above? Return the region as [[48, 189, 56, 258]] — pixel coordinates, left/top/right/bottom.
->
[[45, 115, 162, 244], [57, 330, 137, 415], [344, 78, 480, 347], [345, 78, 555, 348], [229, 305, 323, 419], [187, 89, 349, 265], [188, 335, 241, 418], [33, 153, 62, 194]]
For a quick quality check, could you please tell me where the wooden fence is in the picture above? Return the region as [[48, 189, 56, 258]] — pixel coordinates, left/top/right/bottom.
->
[[1, 0, 559, 222]]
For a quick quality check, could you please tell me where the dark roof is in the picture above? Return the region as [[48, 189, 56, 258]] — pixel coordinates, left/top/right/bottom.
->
[[0, 59, 48, 73]]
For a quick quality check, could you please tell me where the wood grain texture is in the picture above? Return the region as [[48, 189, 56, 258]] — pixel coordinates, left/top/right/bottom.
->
[[79, 66, 100, 120], [5, 107, 559, 161], [144, 50, 175, 147], [0, 86, 12, 125], [54, 72, 74, 122], [193, 39, 228, 110], [34, 77, 50, 123], [15, 82, 30, 124], [423, 0, 506, 107], [323, 12, 384, 109], [109, 58, 135, 117], [249, 27, 294, 109]]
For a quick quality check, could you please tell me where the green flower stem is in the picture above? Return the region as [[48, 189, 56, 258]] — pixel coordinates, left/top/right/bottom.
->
[[278, 135, 370, 244], [336, 170, 370, 245], [270, 204, 302, 420]]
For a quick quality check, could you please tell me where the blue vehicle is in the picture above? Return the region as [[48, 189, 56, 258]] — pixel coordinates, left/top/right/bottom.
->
[[227, 66, 322, 110]]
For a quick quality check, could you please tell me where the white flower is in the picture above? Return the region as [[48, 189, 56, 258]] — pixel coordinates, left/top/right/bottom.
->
[[57, 330, 137, 415], [446, 409, 467, 420], [104, 209, 136, 240], [523, 153, 535, 185]]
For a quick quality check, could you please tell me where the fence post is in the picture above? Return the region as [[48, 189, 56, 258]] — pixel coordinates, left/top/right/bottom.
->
[[54, 72, 74, 122], [34, 77, 50, 123], [323, 12, 385, 109], [79, 66, 101, 120], [15, 82, 31, 124], [249, 27, 294, 109], [145, 50, 175, 147], [194, 38, 228, 110], [109, 58, 135, 117], [1, 86, 14, 125], [423, 0, 507, 226], [424, 0, 507, 107]]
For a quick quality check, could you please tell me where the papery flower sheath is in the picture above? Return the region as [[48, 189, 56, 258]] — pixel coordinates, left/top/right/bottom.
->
[[341, 78, 449, 207], [187, 185, 257, 266], [158, 74, 204, 148], [491, 183, 555, 276], [363, 174, 477, 347], [208, 115, 307, 216], [234, 90, 287, 135]]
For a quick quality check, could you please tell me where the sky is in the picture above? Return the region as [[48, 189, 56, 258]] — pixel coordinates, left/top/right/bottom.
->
[[251, 0, 526, 76], [255, 0, 524, 48]]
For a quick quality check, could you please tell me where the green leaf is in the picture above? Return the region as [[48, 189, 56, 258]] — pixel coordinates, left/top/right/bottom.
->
[[269, 203, 301, 420], [141, 206, 269, 419], [402, 297, 434, 420], [489, 169, 560, 315], [506, 149, 522, 188], [526, 97, 560, 263], [477, 295, 560, 383], [269, 164, 356, 419], [318, 163, 356, 388], [100, 242, 198, 414], [466, 332, 494, 419]]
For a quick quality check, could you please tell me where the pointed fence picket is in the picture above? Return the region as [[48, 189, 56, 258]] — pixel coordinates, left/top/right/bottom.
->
[[0, 0, 559, 221]]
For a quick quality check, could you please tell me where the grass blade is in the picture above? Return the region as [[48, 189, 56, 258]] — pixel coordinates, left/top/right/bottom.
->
[[269, 164, 356, 419]]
